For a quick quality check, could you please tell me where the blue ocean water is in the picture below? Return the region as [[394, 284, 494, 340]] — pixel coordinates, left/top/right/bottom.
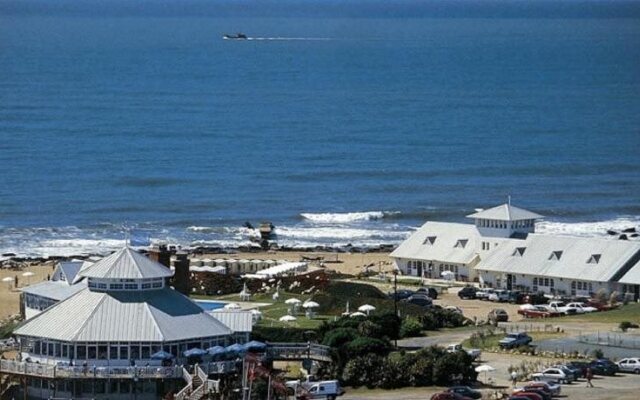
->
[[1, 1, 639, 256]]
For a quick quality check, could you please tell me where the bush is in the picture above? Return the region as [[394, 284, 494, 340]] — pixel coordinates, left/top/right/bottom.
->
[[592, 348, 604, 359], [379, 356, 410, 389], [369, 312, 402, 340], [322, 328, 359, 348], [0, 320, 18, 339], [358, 320, 384, 338], [619, 321, 638, 332], [400, 317, 423, 338], [433, 351, 477, 385], [342, 354, 385, 388], [346, 337, 391, 357]]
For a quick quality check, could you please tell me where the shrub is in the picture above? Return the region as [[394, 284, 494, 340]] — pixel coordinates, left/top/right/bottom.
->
[[322, 328, 359, 348], [433, 351, 477, 385], [346, 337, 391, 357], [592, 348, 604, 359], [342, 354, 385, 388], [369, 312, 401, 340], [619, 321, 638, 332], [594, 288, 608, 305], [400, 317, 423, 338], [358, 320, 384, 338], [379, 356, 410, 389]]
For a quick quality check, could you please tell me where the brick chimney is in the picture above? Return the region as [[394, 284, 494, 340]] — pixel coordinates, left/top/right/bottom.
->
[[148, 244, 171, 268], [172, 251, 190, 295]]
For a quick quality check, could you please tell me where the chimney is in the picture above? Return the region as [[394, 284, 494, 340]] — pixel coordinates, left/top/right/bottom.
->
[[172, 251, 190, 295], [148, 244, 171, 268]]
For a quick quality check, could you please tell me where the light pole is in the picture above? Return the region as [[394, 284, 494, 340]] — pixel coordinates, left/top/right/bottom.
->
[[392, 269, 398, 348]]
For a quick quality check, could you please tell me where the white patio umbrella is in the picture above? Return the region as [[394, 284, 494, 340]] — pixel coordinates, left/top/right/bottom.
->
[[279, 315, 297, 322], [224, 303, 242, 310], [302, 301, 319, 309], [22, 271, 35, 285], [284, 298, 301, 305], [239, 283, 251, 301], [349, 312, 366, 318], [475, 364, 496, 383], [342, 301, 351, 316], [2, 276, 13, 289], [358, 304, 376, 315]]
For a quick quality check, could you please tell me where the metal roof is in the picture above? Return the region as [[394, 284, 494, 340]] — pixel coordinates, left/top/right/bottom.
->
[[390, 222, 488, 265], [476, 233, 640, 282], [15, 288, 231, 342], [617, 259, 640, 285], [211, 310, 253, 333], [20, 280, 87, 301], [79, 247, 173, 280], [56, 261, 83, 285], [466, 203, 543, 221]]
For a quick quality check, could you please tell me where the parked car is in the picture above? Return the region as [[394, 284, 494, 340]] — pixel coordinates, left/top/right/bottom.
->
[[446, 344, 481, 360], [499, 332, 532, 349], [444, 305, 464, 314], [417, 287, 438, 300], [550, 365, 576, 381], [510, 392, 543, 400], [488, 289, 510, 302], [287, 379, 345, 399], [446, 386, 482, 399], [404, 294, 433, 307], [545, 301, 578, 315], [565, 361, 589, 378], [531, 367, 574, 384], [475, 288, 495, 300], [517, 388, 551, 400], [488, 308, 509, 323], [521, 381, 561, 396], [430, 392, 473, 400], [517, 305, 562, 319], [458, 286, 477, 299], [589, 359, 619, 376], [565, 302, 597, 313], [617, 357, 640, 374], [389, 289, 414, 301], [508, 291, 526, 304]]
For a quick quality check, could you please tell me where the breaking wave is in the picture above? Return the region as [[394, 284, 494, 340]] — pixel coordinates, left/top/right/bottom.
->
[[536, 217, 640, 238], [300, 211, 399, 224]]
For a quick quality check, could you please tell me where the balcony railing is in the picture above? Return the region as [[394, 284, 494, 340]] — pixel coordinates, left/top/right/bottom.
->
[[0, 359, 182, 379]]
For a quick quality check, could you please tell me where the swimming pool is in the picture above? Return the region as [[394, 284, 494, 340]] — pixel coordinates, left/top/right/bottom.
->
[[195, 300, 226, 311]]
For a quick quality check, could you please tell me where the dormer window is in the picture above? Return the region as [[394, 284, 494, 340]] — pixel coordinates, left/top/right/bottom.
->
[[454, 239, 468, 249], [549, 251, 563, 261], [512, 247, 526, 257], [587, 254, 601, 264], [423, 236, 437, 245]]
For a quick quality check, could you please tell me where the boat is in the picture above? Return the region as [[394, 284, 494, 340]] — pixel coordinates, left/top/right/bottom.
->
[[223, 33, 248, 40]]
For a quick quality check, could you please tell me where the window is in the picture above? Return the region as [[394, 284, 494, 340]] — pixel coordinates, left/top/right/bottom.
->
[[512, 247, 526, 257], [110, 346, 118, 360], [152, 282, 163, 288], [141, 283, 152, 289], [110, 283, 123, 290], [423, 236, 437, 245], [119, 346, 128, 360], [549, 251, 563, 261], [454, 239, 468, 249], [587, 254, 601, 264], [124, 283, 137, 290]]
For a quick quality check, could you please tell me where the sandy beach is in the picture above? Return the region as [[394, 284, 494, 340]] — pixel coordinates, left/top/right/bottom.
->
[[0, 262, 54, 319]]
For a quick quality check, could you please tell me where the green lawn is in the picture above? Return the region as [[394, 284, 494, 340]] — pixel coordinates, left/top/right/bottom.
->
[[559, 302, 640, 324]]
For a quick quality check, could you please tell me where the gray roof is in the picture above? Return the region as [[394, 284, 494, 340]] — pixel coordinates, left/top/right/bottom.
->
[[211, 310, 253, 333], [79, 247, 173, 280], [466, 203, 543, 221], [476, 234, 640, 282], [15, 288, 231, 342], [390, 222, 485, 265], [56, 261, 83, 285], [617, 259, 640, 285], [20, 280, 87, 301]]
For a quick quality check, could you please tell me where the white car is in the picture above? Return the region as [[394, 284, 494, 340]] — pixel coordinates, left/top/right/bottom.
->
[[475, 289, 495, 300], [565, 302, 598, 313], [546, 301, 578, 315], [531, 367, 574, 384], [617, 357, 640, 374]]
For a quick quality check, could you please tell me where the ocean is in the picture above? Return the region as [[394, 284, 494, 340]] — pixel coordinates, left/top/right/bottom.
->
[[1, 1, 639, 257]]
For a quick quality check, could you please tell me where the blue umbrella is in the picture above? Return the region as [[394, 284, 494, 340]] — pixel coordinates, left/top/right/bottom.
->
[[243, 340, 267, 352], [151, 350, 174, 360], [183, 348, 207, 358], [207, 346, 226, 358], [225, 343, 246, 355]]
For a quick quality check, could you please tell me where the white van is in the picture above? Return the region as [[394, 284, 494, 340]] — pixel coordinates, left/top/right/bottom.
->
[[286, 379, 345, 399]]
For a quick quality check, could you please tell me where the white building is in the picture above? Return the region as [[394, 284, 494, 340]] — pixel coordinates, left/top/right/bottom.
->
[[391, 202, 640, 299], [7, 247, 237, 399]]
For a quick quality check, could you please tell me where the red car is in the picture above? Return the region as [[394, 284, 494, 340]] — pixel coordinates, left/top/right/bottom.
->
[[430, 392, 473, 400], [511, 391, 544, 400], [517, 305, 562, 318]]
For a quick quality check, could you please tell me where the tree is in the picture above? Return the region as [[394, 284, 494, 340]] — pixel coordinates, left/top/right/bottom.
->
[[358, 320, 384, 339], [400, 317, 423, 338], [346, 337, 391, 357], [322, 328, 359, 348], [342, 354, 385, 388]]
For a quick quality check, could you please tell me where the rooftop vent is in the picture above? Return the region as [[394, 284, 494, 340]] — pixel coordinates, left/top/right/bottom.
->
[[548, 250, 563, 261], [454, 239, 468, 249], [423, 236, 437, 245], [587, 254, 601, 264], [512, 247, 526, 257]]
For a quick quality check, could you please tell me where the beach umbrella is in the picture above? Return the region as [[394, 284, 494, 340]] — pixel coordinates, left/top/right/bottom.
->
[[207, 346, 226, 358], [358, 304, 376, 315], [239, 283, 251, 301], [475, 364, 496, 383], [243, 340, 267, 352], [284, 298, 301, 305], [302, 301, 320, 309], [441, 270, 455, 279], [22, 272, 35, 277], [183, 348, 207, 358], [2, 277, 13, 289], [279, 315, 297, 322], [224, 302, 242, 310], [151, 350, 174, 360], [225, 343, 246, 355], [349, 312, 366, 318]]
